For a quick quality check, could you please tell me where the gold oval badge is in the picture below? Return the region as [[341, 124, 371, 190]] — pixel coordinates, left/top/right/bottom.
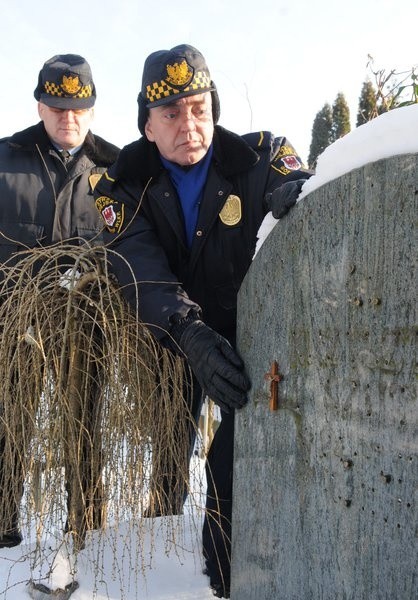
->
[[219, 194, 241, 226]]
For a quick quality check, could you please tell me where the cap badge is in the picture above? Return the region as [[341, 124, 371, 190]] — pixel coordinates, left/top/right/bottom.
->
[[219, 195, 242, 226], [61, 74, 82, 95], [166, 60, 193, 87]]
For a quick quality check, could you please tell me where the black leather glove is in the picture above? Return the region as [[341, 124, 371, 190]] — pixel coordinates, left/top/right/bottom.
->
[[265, 179, 306, 219], [172, 319, 251, 413]]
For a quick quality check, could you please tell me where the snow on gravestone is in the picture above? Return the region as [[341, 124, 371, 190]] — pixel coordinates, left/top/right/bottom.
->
[[231, 154, 417, 600]]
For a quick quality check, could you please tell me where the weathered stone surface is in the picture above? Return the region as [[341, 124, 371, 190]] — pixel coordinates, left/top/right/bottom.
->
[[231, 155, 417, 600]]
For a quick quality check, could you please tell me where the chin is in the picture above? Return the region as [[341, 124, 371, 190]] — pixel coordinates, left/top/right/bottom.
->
[[59, 132, 79, 143], [183, 151, 206, 166]]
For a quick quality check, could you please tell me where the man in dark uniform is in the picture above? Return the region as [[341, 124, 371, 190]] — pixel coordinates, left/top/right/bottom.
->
[[94, 44, 310, 598], [0, 54, 119, 550]]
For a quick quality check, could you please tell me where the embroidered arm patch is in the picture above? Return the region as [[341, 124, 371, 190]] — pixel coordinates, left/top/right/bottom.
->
[[271, 145, 302, 176], [95, 196, 125, 234]]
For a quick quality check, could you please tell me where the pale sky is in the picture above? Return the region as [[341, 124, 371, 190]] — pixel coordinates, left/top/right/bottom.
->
[[0, 0, 416, 162]]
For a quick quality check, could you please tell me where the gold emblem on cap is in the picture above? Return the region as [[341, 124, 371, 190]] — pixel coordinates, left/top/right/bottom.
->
[[61, 75, 82, 95], [219, 195, 242, 226], [166, 60, 193, 87]]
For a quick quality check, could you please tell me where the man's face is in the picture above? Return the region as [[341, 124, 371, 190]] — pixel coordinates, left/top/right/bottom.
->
[[144, 92, 214, 166], [38, 103, 94, 149]]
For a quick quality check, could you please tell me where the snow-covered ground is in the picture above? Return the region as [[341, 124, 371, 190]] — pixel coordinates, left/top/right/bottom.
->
[[0, 457, 214, 599], [1, 104, 417, 599]]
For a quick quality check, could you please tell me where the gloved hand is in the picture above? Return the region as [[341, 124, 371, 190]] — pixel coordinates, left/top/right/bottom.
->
[[173, 319, 251, 413], [265, 179, 306, 219]]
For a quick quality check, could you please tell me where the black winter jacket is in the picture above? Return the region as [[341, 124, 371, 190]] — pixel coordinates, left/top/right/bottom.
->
[[95, 125, 310, 342], [0, 122, 119, 275]]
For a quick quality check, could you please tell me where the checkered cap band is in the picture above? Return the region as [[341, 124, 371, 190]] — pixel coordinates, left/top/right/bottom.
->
[[146, 71, 211, 104], [44, 81, 93, 99]]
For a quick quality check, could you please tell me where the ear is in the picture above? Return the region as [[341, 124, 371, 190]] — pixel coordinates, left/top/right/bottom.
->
[[144, 117, 155, 142], [37, 102, 44, 119]]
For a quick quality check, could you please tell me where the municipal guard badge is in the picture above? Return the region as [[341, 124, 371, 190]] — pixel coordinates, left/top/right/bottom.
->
[[95, 196, 124, 233], [61, 74, 82, 95], [272, 145, 302, 176], [88, 173, 102, 192], [219, 195, 242, 226], [166, 60, 193, 87]]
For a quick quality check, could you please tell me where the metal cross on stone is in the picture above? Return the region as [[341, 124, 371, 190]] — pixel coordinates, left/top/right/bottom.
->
[[264, 360, 283, 411]]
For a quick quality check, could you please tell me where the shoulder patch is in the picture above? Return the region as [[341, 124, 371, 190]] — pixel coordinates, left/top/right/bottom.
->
[[95, 196, 124, 234], [271, 145, 302, 175]]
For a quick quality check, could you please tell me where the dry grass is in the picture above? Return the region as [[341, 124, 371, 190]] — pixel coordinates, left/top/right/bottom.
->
[[0, 243, 204, 591]]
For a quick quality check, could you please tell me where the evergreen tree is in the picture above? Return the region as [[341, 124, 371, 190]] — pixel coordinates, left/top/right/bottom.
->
[[308, 103, 333, 169], [357, 79, 378, 126], [332, 92, 351, 139]]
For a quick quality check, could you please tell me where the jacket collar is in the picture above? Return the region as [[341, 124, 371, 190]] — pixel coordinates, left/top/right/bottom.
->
[[111, 125, 260, 185], [7, 122, 119, 166]]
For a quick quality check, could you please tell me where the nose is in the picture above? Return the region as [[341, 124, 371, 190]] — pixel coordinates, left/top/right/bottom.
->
[[62, 110, 76, 121], [180, 111, 197, 132]]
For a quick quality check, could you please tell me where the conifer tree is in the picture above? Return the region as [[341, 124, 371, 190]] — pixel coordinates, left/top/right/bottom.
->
[[332, 92, 351, 139], [357, 79, 378, 126], [308, 103, 333, 169]]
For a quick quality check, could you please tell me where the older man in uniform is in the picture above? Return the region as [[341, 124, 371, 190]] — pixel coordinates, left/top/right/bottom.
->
[[0, 54, 119, 552], [95, 44, 310, 597]]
